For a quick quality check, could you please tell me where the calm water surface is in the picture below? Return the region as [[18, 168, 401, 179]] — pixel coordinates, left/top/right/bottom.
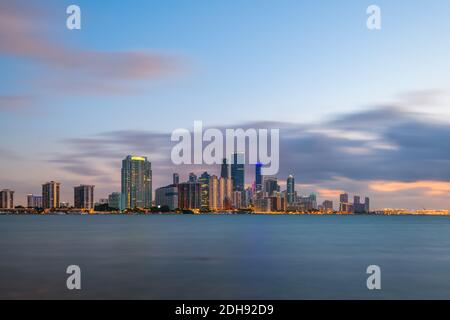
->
[[1, 214, 450, 299]]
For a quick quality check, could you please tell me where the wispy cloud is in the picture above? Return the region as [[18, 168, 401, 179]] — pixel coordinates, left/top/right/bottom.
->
[[370, 181, 450, 196], [0, 95, 36, 112], [0, 0, 180, 102]]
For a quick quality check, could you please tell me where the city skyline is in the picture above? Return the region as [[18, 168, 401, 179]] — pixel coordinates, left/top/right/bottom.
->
[[1, 1, 450, 210]]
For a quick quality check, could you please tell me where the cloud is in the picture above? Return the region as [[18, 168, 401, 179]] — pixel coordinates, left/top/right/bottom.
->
[[317, 189, 345, 198], [0, 1, 179, 100], [0, 95, 35, 112], [50, 105, 450, 192], [370, 181, 450, 196]]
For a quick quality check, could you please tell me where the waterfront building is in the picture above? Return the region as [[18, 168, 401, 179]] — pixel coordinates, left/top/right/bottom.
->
[[108, 192, 121, 210], [353, 195, 370, 214], [219, 177, 233, 210], [27, 194, 42, 208], [286, 175, 295, 205], [155, 185, 178, 210], [263, 176, 279, 197], [74, 185, 95, 210], [339, 193, 351, 213], [178, 182, 201, 210], [322, 200, 334, 212], [209, 175, 219, 211], [42, 181, 60, 209], [0, 189, 14, 209], [121, 155, 152, 209], [199, 172, 210, 210], [233, 191, 242, 209]]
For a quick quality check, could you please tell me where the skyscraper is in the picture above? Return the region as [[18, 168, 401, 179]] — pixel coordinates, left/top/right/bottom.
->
[[255, 162, 262, 192], [219, 177, 233, 210], [339, 193, 350, 213], [173, 173, 180, 185], [108, 192, 121, 210], [231, 152, 245, 192], [286, 175, 295, 205], [42, 181, 60, 209], [121, 155, 152, 209], [199, 172, 210, 210], [0, 189, 14, 209], [209, 175, 219, 211], [155, 185, 178, 210], [74, 185, 95, 210], [263, 176, 279, 197], [27, 194, 42, 208], [220, 158, 229, 179], [177, 182, 200, 210]]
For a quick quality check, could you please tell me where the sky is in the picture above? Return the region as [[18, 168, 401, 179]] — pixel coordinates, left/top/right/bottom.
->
[[1, 0, 450, 209]]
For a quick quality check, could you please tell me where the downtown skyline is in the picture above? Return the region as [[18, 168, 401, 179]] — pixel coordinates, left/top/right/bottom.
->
[[1, 1, 450, 210]]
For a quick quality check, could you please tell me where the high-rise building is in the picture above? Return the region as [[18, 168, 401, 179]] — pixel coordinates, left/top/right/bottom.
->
[[263, 176, 279, 197], [220, 158, 229, 179], [219, 177, 233, 210], [108, 192, 121, 210], [173, 173, 180, 185], [155, 185, 178, 210], [286, 175, 295, 205], [353, 195, 370, 214], [74, 185, 95, 209], [121, 155, 152, 209], [42, 181, 60, 209], [27, 194, 42, 208], [0, 189, 14, 209], [209, 175, 219, 211], [322, 200, 333, 211], [178, 182, 200, 210], [231, 153, 245, 192], [255, 162, 262, 192], [339, 193, 351, 213], [233, 191, 242, 209], [365, 197, 370, 213], [199, 172, 210, 210]]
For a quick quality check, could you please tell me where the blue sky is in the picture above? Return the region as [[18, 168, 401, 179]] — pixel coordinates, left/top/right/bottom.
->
[[1, 0, 450, 208]]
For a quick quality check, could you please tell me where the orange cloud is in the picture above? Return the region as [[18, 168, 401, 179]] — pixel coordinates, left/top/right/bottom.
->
[[318, 189, 345, 198], [369, 181, 450, 196]]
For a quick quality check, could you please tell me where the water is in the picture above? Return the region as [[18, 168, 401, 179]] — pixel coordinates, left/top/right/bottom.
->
[[1, 214, 450, 299]]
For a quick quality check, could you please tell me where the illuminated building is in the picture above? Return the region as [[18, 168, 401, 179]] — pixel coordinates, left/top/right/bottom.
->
[[286, 175, 295, 205], [121, 155, 152, 209], [199, 172, 210, 210], [209, 175, 219, 211]]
